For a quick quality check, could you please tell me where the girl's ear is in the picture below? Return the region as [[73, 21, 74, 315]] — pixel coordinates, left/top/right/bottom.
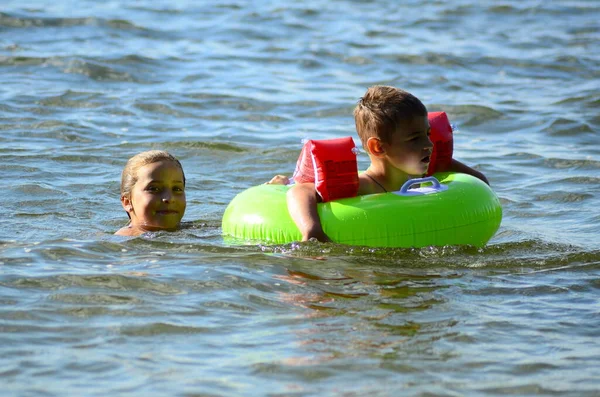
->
[[366, 137, 385, 157], [121, 195, 132, 213]]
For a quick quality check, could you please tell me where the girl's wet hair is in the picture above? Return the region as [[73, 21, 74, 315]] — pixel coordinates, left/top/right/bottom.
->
[[120, 150, 186, 199]]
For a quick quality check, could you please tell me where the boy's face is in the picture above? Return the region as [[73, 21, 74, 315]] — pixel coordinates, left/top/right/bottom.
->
[[122, 160, 186, 232], [383, 115, 433, 176]]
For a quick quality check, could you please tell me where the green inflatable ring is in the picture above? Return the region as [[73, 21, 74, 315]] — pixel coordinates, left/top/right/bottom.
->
[[222, 172, 502, 248]]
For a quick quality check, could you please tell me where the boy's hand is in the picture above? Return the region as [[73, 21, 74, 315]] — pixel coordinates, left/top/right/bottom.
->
[[448, 159, 489, 185], [287, 183, 332, 243], [303, 227, 332, 243]]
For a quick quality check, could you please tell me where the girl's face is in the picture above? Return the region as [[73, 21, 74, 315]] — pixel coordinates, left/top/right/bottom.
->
[[122, 160, 186, 233]]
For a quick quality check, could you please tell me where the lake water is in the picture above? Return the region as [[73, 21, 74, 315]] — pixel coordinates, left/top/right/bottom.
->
[[1, 1, 599, 395]]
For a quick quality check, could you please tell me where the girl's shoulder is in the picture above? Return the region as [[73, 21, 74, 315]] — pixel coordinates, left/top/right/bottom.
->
[[115, 226, 139, 236]]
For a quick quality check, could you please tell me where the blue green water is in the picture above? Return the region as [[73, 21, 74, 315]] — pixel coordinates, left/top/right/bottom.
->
[[1, 1, 599, 395]]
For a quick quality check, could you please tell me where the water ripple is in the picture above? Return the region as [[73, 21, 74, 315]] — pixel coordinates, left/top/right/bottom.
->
[[0, 12, 146, 32]]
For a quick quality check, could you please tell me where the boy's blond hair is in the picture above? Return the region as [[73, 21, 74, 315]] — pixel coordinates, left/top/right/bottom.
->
[[353, 86, 428, 150], [120, 150, 185, 199]]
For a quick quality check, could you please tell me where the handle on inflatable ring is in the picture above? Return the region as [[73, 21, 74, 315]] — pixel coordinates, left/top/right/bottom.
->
[[400, 176, 441, 194]]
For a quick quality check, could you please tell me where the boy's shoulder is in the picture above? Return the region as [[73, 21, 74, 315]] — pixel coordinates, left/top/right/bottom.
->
[[357, 173, 381, 196]]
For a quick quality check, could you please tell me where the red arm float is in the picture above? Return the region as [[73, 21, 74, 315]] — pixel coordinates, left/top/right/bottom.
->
[[292, 137, 359, 202], [426, 112, 454, 175]]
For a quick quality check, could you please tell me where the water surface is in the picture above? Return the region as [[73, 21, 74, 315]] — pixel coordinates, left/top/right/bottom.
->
[[1, 1, 599, 395]]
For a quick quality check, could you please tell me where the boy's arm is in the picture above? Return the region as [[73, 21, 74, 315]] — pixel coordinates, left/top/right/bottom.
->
[[447, 159, 489, 185], [286, 183, 331, 242]]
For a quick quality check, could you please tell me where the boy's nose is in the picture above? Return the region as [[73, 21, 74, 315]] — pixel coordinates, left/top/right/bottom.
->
[[426, 136, 433, 149]]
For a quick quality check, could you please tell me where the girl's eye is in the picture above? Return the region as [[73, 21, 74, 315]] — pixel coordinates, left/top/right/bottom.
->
[[174, 186, 184, 192], [146, 186, 160, 192]]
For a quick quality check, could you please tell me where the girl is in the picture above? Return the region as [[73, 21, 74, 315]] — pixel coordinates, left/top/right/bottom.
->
[[115, 150, 186, 236]]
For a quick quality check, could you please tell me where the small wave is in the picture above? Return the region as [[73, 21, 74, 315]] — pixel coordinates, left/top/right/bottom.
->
[[119, 322, 215, 336], [389, 53, 467, 68], [133, 102, 196, 118], [0, 12, 148, 33], [256, 238, 600, 271], [541, 118, 594, 136], [26, 126, 95, 143], [158, 141, 247, 153], [503, 152, 543, 160], [106, 54, 165, 66], [8, 274, 185, 295], [49, 154, 129, 165], [103, 19, 143, 31], [0, 55, 146, 82], [37, 90, 104, 109], [0, 164, 40, 172], [127, 5, 184, 15], [501, 153, 600, 170], [49, 293, 143, 305], [470, 54, 597, 81], [555, 176, 600, 184], [544, 157, 600, 170], [0, 12, 95, 28], [487, 5, 523, 14], [1, 54, 166, 83], [172, 95, 287, 121], [485, 4, 598, 16], [46, 57, 139, 83], [535, 191, 594, 203], [0, 55, 48, 66], [11, 183, 64, 196], [434, 105, 504, 126], [554, 94, 600, 110]]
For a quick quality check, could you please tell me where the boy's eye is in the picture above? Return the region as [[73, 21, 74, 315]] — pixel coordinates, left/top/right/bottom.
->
[[174, 186, 184, 192]]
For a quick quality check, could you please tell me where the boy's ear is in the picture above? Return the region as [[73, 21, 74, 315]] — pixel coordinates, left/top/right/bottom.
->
[[366, 137, 385, 157]]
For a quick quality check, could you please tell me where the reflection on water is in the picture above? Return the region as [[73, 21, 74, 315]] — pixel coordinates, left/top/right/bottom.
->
[[1, 234, 600, 394]]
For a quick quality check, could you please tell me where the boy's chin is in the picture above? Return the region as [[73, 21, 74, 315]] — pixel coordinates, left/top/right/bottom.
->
[[413, 164, 430, 175]]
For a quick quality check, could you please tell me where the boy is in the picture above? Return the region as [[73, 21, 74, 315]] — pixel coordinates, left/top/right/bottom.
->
[[270, 85, 488, 242]]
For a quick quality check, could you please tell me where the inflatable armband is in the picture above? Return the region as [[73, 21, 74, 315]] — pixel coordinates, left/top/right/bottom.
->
[[427, 112, 454, 175], [292, 137, 359, 202]]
